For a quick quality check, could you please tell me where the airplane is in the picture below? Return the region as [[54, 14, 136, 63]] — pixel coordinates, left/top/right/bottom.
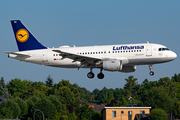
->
[[5, 20, 177, 79]]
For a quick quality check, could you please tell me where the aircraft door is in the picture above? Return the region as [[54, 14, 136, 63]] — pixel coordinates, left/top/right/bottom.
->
[[42, 50, 49, 64], [146, 45, 152, 56]]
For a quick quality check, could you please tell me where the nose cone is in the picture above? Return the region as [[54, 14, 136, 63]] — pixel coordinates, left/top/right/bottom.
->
[[169, 51, 177, 60], [171, 51, 177, 60]]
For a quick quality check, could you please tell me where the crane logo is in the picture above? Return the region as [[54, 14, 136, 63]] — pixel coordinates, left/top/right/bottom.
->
[[16, 29, 29, 42]]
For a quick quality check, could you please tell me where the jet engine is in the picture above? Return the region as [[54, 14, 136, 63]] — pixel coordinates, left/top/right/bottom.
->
[[102, 60, 135, 72]]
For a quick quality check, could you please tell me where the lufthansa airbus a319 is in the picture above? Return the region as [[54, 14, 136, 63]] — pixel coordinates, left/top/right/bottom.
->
[[5, 20, 177, 79]]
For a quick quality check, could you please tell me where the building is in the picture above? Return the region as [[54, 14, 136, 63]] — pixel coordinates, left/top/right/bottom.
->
[[89, 104, 106, 112], [102, 107, 151, 120]]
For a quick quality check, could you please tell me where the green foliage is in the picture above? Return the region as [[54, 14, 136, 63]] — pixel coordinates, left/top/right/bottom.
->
[[143, 87, 175, 112], [47, 95, 61, 109], [149, 108, 167, 120], [124, 76, 138, 96], [60, 116, 68, 120], [31, 97, 55, 120], [6, 78, 32, 97], [172, 73, 180, 82], [175, 101, 180, 118], [14, 97, 28, 117], [92, 111, 102, 120], [55, 86, 75, 106], [95, 87, 114, 104], [0, 90, 2, 96], [0, 77, 6, 88], [0, 99, 20, 119], [0, 107, 13, 119], [106, 93, 114, 104], [51, 110, 61, 120], [21, 81, 50, 99], [69, 112, 77, 120], [114, 97, 128, 107], [45, 75, 54, 87], [76, 104, 95, 120]]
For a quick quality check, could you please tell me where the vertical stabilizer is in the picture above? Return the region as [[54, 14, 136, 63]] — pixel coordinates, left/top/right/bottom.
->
[[11, 20, 47, 51]]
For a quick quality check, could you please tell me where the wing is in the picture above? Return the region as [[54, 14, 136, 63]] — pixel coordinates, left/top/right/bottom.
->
[[4, 52, 31, 57], [52, 50, 102, 66]]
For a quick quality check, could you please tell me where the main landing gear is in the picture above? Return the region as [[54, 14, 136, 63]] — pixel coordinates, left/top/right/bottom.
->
[[87, 67, 104, 79], [149, 65, 154, 76]]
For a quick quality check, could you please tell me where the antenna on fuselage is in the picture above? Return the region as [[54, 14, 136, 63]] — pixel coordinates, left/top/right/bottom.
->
[[147, 41, 149, 44]]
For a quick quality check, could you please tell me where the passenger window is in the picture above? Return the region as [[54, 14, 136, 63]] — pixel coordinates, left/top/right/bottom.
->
[[104, 51, 106, 54], [115, 51, 117, 53]]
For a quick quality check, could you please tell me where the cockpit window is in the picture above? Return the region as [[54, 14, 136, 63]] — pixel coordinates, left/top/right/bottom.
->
[[159, 48, 169, 51]]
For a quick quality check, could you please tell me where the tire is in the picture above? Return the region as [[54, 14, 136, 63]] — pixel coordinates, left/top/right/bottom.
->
[[97, 73, 104, 79], [87, 72, 94, 79]]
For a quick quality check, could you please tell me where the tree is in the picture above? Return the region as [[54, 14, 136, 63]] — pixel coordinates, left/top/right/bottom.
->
[[106, 93, 114, 104], [0, 77, 5, 88], [124, 76, 138, 96], [55, 86, 75, 106], [21, 81, 50, 99], [45, 75, 53, 87], [31, 98, 55, 119], [114, 97, 128, 107], [91, 88, 100, 96], [14, 98, 28, 117], [113, 88, 124, 100], [149, 108, 167, 120], [0, 77, 8, 97], [76, 104, 95, 120], [143, 87, 175, 113], [51, 110, 61, 120], [26, 96, 40, 118], [175, 101, 180, 118], [6, 78, 32, 97], [0, 99, 20, 119], [47, 95, 61, 110], [0, 107, 13, 119]]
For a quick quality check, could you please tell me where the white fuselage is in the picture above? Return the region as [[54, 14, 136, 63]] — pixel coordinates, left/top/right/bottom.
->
[[9, 43, 177, 70]]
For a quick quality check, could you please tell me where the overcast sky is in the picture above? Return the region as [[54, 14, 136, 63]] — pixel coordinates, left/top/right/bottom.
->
[[1, 1, 180, 91]]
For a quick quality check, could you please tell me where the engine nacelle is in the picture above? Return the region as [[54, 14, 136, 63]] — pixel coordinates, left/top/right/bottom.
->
[[102, 60, 135, 72], [103, 60, 121, 71]]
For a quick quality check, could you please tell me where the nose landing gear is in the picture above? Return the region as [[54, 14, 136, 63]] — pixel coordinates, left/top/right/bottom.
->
[[149, 65, 154, 76]]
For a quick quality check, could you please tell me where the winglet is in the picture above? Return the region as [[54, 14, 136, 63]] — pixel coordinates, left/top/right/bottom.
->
[[11, 20, 47, 51]]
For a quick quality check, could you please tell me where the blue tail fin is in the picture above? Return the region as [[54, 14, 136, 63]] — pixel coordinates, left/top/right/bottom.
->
[[11, 20, 47, 51]]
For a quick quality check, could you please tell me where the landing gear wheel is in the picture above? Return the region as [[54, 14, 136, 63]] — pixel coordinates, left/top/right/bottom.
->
[[87, 72, 94, 79], [149, 71, 154, 76], [97, 73, 104, 79]]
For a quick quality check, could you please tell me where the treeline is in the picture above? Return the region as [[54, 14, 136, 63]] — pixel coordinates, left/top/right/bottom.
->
[[1, 74, 180, 119]]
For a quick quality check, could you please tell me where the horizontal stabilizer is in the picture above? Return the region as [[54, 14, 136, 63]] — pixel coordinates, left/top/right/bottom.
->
[[4, 52, 31, 57]]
